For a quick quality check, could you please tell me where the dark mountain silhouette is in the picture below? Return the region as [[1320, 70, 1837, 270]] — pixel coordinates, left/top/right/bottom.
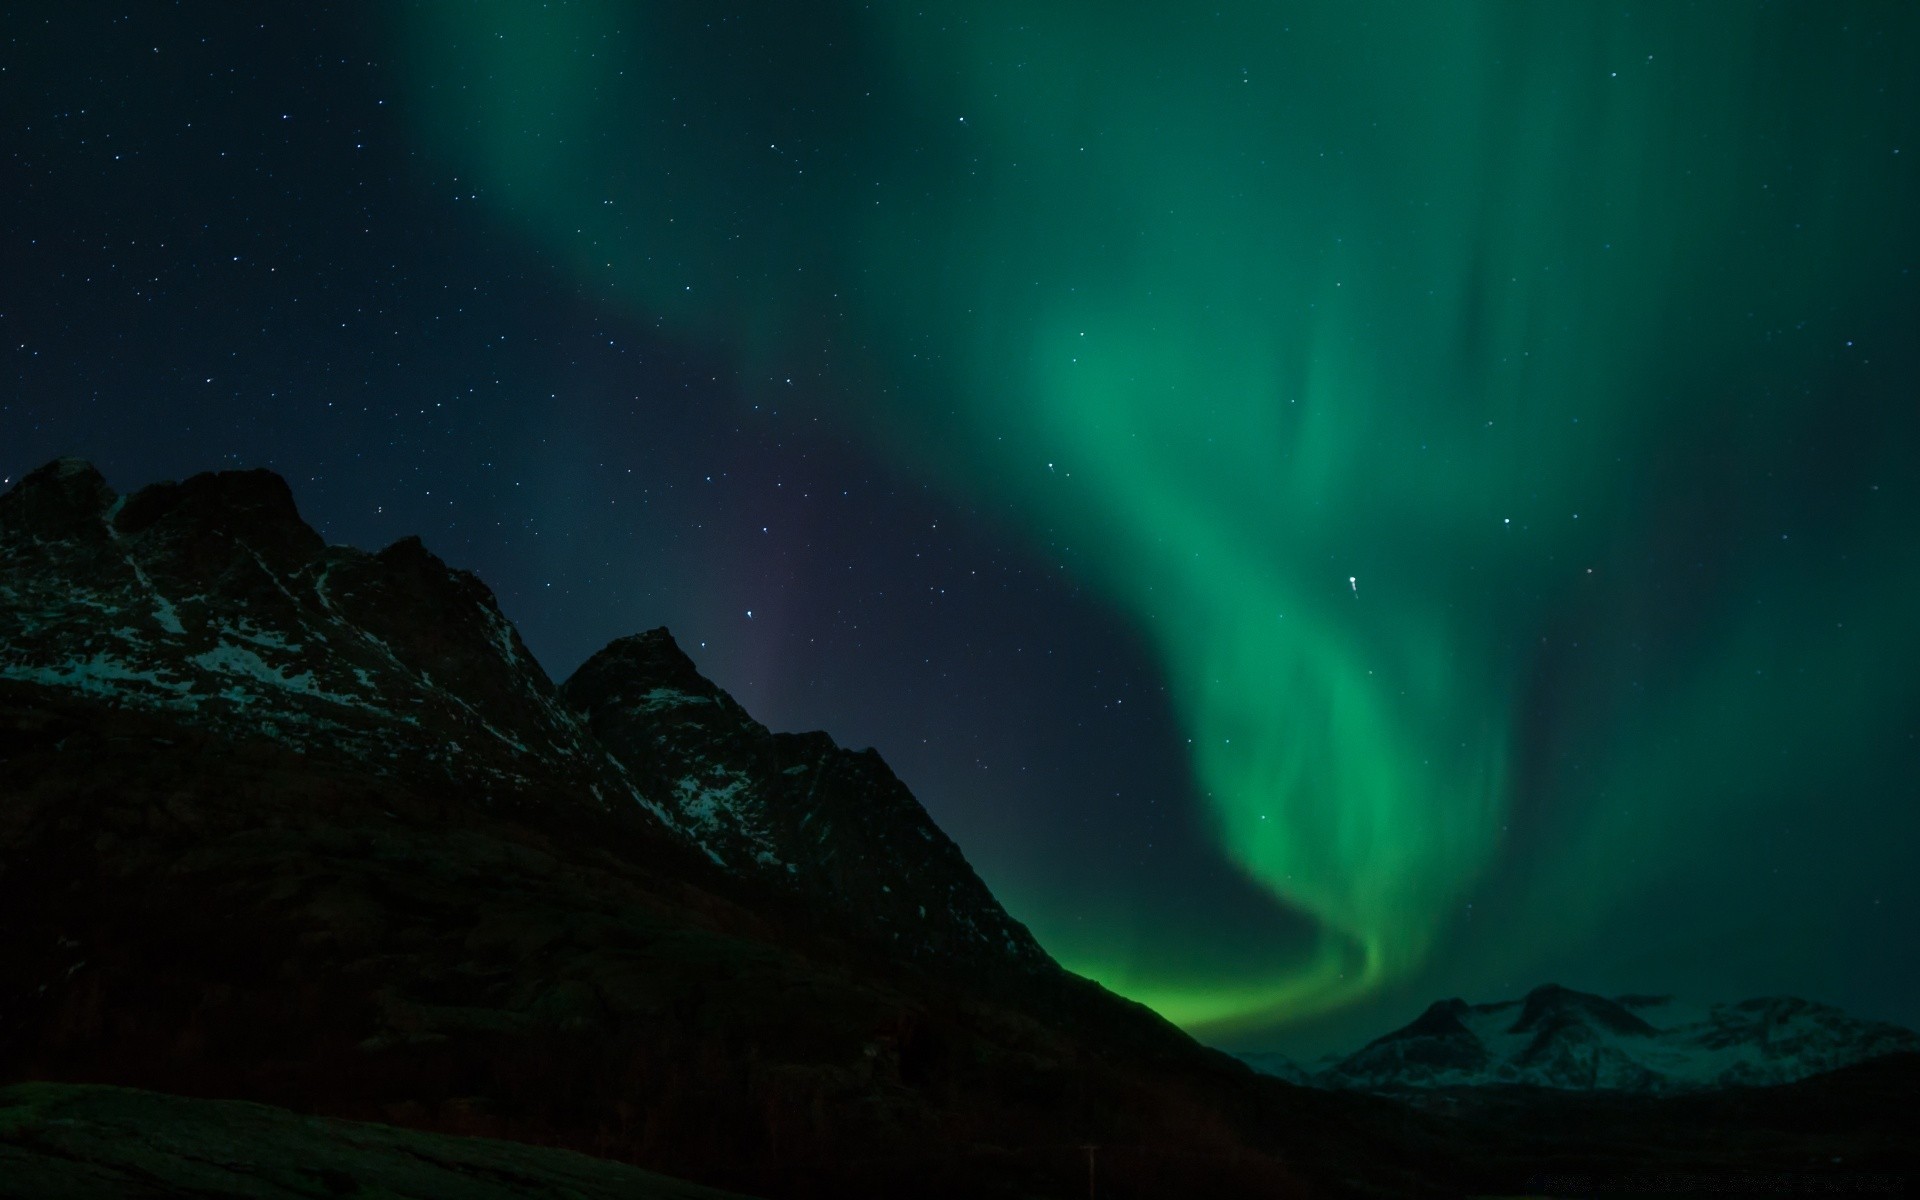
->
[[563, 629, 1049, 970], [2, 460, 1914, 1198]]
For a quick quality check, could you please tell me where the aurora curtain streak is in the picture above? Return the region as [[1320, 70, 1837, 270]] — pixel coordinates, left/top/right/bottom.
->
[[396, 3, 1919, 1037]]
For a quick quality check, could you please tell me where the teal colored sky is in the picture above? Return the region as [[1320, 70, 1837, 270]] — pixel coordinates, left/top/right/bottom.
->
[[389, 2, 1919, 1049], [7, 2, 1911, 1056]]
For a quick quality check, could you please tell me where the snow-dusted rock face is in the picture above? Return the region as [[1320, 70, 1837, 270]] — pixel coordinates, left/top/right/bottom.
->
[[0, 459, 631, 808], [1255, 983, 1920, 1095], [564, 630, 1050, 968], [0, 459, 1046, 973]]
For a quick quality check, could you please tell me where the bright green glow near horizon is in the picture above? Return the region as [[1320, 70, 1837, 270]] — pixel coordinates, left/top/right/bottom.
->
[[401, 4, 1918, 1038]]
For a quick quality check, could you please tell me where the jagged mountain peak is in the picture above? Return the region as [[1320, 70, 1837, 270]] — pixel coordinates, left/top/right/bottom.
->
[[1511, 982, 1657, 1038], [10, 456, 108, 492], [1256, 983, 1920, 1096], [569, 627, 730, 709], [3, 458, 1050, 977], [1368, 998, 1474, 1047], [563, 628, 1050, 969], [115, 464, 314, 535], [0, 457, 116, 540]]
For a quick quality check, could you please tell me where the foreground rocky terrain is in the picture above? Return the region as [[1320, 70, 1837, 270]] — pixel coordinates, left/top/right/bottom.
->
[[0, 1082, 749, 1200], [1, 460, 1914, 1198]]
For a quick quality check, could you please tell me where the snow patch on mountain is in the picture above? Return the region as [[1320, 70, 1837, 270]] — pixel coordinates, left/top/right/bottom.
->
[[637, 687, 713, 712], [2, 652, 195, 699], [110, 538, 187, 635], [192, 643, 316, 692], [672, 769, 786, 869], [1239, 985, 1920, 1095]]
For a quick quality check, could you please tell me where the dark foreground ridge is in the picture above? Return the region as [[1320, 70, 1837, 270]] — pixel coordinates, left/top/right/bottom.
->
[[1, 461, 1914, 1199], [0, 1082, 750, 1200]]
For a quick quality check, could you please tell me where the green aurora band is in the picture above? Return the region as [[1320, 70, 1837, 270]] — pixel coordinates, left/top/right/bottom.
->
[[398, 3, 1918, 1036]]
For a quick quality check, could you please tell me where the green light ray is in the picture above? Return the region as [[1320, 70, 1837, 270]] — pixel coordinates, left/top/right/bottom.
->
[[395, 2, 1920, 1037]]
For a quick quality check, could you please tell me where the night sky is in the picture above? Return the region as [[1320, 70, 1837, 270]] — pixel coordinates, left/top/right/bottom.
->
[[5, 2, 1917, 1056]]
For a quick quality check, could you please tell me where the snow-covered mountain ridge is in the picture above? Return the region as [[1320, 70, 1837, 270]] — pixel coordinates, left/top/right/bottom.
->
[[0, 458, 1043, 969], [1239, 983, 1920, 1095]]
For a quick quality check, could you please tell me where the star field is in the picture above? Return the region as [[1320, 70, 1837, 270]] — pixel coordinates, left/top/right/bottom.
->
[[4, 2, 1917, 1055]]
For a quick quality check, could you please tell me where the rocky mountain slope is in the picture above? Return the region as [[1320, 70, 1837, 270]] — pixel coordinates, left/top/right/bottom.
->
[[0, 459, 612, 804], [564, 630, 1047, 969], [3, 459, 1914, 1197], [0, 460, 1390, 1198], [1244, 983, 1920, 1096], [0, 458, 1042, 974]]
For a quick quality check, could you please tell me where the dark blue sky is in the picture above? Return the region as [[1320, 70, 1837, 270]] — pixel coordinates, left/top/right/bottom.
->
[[6, 3, 1915, 1055]]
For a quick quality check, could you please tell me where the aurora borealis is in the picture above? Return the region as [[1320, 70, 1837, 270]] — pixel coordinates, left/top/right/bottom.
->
[[6, 3, 1917, 1051]]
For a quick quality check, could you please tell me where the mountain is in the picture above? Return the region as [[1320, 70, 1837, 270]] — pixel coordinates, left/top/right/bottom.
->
[[3, 459, 1915, 1197], [1253, 983, 1920, 1096], [0, 460, 1403, 1198], [0, 458, 1035, 973], [563, 630, 1048, 969]]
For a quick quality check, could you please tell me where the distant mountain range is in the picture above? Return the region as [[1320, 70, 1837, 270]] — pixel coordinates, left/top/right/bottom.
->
[[3, 458, 1915, 1197], [1240, 983, 1920, 1096]]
